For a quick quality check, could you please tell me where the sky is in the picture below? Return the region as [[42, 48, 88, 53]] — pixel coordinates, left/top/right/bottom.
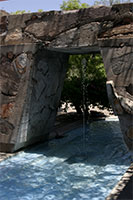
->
[[0, 0, 94, 13]]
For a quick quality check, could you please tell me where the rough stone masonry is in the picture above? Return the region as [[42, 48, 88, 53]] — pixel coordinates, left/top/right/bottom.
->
[[0, 3, 133, 152]]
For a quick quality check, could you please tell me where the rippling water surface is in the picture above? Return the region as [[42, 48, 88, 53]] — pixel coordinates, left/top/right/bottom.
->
[[0, 119, 132, 200]]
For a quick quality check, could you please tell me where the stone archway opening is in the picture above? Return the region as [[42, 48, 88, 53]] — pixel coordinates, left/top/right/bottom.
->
[[59, 52, 109, 120], [0, 3, 133, 152]]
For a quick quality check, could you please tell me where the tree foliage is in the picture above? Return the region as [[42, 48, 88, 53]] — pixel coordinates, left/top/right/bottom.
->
[[11, 10, 28, 15], [11, 9, 44, 15], [60, 0, 89, 10], [38, 9, 44, 12], [61, 54, 109, 115]]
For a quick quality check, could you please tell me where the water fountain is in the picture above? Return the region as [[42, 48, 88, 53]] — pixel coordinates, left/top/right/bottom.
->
[[0, 3, 133, 199]]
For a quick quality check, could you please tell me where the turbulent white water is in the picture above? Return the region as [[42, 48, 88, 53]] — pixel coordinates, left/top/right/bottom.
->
[[0, 119, 132, 200]]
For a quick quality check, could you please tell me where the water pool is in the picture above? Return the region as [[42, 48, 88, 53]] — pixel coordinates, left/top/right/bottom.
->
[[0, 120, 132, 200]]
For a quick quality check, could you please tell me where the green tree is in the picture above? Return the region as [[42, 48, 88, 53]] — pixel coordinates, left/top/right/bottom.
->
[[38, 9, 44, 12], [60, 0, 89, 10], [10, 9, 44, 15], [61, 54, 108, 115], [11, 10, 30, 15]]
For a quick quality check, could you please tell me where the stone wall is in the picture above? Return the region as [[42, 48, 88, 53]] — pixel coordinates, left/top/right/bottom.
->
[[0, 44, 68, 152], [0, 6, 110, 53], [0, 3, 133, 152], [98, 4, 133, 151], [99, 41, 133, 151], [0, 5, 110, 152]]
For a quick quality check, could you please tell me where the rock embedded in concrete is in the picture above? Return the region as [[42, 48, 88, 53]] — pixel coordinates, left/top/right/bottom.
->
[[0, 11, 8, 37], [5, 28, 23, 44]]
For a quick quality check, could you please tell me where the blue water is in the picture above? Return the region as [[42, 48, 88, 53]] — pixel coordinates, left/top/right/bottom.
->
[[0, 120, 132, 200]]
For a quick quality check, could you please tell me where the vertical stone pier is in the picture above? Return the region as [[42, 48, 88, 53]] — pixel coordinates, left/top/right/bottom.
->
[[0, 44, 68, 152], [98, 4, 133, 151]]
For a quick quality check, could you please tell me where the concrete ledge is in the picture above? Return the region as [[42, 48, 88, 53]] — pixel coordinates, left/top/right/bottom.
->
[[106, 163, 133, 200]]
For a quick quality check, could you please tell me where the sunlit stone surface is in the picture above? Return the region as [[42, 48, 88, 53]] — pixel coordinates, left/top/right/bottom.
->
[[98, 4, 133, 151]]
